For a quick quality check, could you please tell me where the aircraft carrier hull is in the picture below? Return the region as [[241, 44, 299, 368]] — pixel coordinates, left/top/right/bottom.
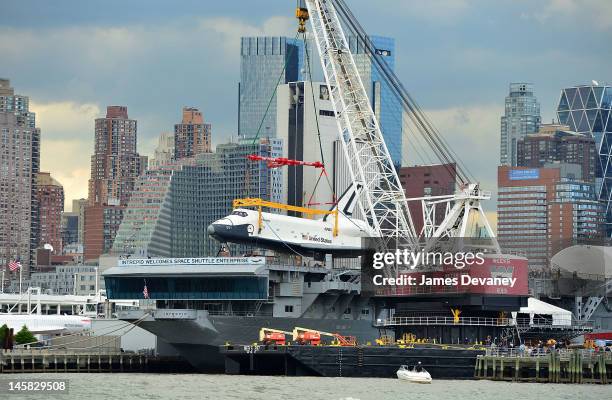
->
[[120, 309, 380, 372]]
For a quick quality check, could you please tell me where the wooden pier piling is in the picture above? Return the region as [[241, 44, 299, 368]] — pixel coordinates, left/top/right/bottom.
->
[[475, 349, 612, 384]]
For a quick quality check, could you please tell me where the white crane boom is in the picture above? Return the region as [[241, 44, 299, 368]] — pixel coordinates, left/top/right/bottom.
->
[[304, 0, 417, 259]]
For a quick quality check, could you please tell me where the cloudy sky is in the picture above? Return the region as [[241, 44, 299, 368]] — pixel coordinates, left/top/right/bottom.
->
[[1, 0, 611, 223]]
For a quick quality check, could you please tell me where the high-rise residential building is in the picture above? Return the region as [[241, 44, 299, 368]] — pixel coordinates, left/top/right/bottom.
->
[[556, 83, 612, 235], [0, 79, 40, 277], [238, 37, 303, 140], [85, 106, 143, 261], [36, 172, 64, 254], [500, 83, 541, 166], [174, 107, 212, 160], [398, 164, 457, 235], [517, 124, 597, 183], [149, 132, 175, 170], [88, 105, 142, 207], [111, 138, 283, 258], [348, 35, 403, 166], [276, 81, 337, 213], [497, 165, 604, 270]]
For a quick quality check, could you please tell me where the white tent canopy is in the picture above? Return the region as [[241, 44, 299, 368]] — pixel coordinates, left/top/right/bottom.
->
[[512, 297, 572, 326]]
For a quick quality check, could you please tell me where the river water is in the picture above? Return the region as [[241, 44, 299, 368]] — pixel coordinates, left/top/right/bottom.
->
[[4, 373, 610, 399]]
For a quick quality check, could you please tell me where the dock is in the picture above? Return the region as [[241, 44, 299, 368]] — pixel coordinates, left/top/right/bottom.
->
[[474, 349, 612, 384], [0, 349, 195, 373]]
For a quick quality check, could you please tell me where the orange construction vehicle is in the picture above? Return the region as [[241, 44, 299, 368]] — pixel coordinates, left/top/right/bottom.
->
[[259, 328, 293, 346], [292, 327, 357, 346]]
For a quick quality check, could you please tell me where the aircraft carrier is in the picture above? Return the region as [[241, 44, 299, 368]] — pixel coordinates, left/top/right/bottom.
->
[[106, 254, 534, 372]]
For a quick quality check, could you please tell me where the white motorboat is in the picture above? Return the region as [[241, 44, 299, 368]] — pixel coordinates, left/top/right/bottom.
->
[[396, 364, 432, 384]]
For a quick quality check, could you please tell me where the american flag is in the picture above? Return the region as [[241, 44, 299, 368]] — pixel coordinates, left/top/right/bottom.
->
[[8, 260, 21, 272], [143, 281, 149, 299]]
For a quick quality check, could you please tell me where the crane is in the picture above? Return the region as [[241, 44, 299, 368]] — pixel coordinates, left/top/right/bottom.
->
[[301, 0, 501, 261], [302, 0, 419, 275]]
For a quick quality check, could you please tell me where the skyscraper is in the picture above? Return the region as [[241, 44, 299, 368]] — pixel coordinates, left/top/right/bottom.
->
[[36, 172, 64, 254], [174, 107, 211, 160], [0, 79, 40, 277], [556, 83, 612, 235], [238, 37, 302, 140], [500, 83, 541, 166], [88, 105, 142, 207], [497, 165, 604, 270], [85, 106, 143, 261], [348, 35, 403, 166]]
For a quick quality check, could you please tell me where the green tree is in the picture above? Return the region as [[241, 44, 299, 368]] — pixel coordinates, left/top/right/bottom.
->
[[14, 325, 36, 345], [0, 324, 8, 345]]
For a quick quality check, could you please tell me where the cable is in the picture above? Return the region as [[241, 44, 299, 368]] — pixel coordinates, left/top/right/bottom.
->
[[331, 0, 476, 185]]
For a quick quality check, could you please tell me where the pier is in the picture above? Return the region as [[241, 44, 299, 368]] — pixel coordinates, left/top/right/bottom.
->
[[0, 349, 194, 373], [474, 349, 612, 384]]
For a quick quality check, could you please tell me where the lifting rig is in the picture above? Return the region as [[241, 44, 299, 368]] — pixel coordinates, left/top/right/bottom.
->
[[302, 0, 419, 277], [300, 0, 501, 266], [232, 0, 501, 272]]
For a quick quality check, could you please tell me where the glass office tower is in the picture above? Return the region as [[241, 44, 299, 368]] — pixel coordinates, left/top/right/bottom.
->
[[500, 83, 541, 166], [557, 83, 612, 235], [348, 35, 402, 166], [238, 37, 302, 140], [239, 35, 402, 166]]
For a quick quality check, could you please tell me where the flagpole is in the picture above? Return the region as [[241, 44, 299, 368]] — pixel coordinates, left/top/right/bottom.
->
[[1, 270, 4, 293], [19, 265, 22, 294]]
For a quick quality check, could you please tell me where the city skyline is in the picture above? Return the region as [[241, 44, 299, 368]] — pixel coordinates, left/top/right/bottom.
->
[[1, 0, 611, 213]]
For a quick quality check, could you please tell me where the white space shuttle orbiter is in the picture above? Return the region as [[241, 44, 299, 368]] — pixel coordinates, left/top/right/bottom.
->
[[207, 184, 376, 257]]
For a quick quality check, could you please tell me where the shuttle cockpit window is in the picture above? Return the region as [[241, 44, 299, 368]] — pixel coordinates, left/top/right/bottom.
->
[[232, 211, 248, 217]]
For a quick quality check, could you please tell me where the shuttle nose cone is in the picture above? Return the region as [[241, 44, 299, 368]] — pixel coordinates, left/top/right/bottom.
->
[[207, 224, 216, 236]]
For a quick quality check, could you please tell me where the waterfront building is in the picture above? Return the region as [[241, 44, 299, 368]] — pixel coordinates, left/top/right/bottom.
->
[[36, 172, 64, 254], [111, 138, 283, 258], [517, 124, 597, 183], [84, 106, 144, 261], [0, 78, 40, 277], [500, 83, 541, 166], [398, 163, 457, 235], [4, 264, 102, 296], [497, 164, 604, 270], [556, 83, 612, 234], [174, 107, 211, 160], [148, 132, 174, 170]]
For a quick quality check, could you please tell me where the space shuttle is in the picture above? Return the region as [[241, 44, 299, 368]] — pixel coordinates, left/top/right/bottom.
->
[[207, 184, 376, 258], [0, 314, 92, 335]]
